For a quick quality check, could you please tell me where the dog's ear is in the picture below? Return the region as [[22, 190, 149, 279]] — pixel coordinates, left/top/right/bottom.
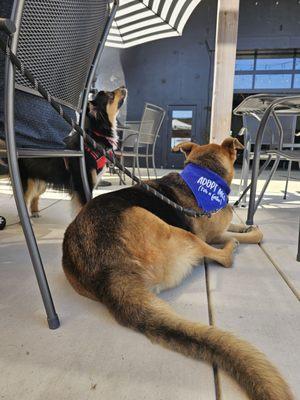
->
[[88, 89, 99, 104], [172, 142, 197, 158], [221, 137, 244, 151]]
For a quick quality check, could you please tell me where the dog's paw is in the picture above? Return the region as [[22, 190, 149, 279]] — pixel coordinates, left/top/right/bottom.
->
[[246, 225, 263, 243], [245, 224, 259, 233], [31, 212, 40, 218], [221, 239, 239, 268], [231, 238, 240, 252]]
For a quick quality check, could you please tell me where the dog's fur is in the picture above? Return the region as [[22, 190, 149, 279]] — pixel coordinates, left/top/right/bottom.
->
[[62, 138, 293, 400], [0, 87, 127, 216]]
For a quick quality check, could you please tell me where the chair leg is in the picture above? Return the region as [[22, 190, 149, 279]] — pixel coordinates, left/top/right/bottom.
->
[[255, 157, 281, 210], [297, 217, 300, 262], [234, 155, 272, 207], [4, 53, 59, 329], [136, 153, 142, 180], [152, 148, 158, 179], [6, 154, 60, 329], [120, 154, 125, 185], [247, 155, 281, 225], [132, 155, 136, 185], [152, 152, 157, 179], [79, 138, 92, 202], [145, 145, 150, 179], [239, 144, 250, 207], [283, 160, 292, 200]]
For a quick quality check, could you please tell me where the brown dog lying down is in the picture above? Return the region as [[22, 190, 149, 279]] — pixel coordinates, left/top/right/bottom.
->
[[62, 138, 293, 400]]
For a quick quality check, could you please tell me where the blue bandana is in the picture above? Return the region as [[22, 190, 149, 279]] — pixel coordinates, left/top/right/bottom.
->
[[180, 163, 230, 213]]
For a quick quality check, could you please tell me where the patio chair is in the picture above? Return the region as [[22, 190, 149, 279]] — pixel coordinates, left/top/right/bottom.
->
[[234, 94, 300, 221], [116, 103, 165, 181], [237, 113, 297, 205], [0, 0, 117, 329], [234, 94, 300, 261]]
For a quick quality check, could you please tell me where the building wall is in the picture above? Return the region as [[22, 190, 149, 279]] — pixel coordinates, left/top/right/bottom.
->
[[98, 0, 300, 168], [237, 0, 300, 50], [119, 0, 217, 167]]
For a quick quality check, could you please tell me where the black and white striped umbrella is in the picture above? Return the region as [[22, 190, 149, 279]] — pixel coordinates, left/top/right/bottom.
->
[[106, 0, 201, 48]]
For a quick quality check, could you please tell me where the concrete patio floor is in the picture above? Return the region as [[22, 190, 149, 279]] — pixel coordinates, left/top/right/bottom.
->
[[0, 168, 299, 400]]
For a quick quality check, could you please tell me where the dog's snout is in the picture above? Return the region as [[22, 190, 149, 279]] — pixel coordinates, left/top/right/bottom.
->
[[118, 86, 127, 97]]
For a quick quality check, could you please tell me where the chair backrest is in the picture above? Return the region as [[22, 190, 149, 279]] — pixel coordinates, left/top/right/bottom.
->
[[138, 103, 165, 146], [243, 114, 297, 147], [14, 0, 110, 110], [122, 123, 140, 148]]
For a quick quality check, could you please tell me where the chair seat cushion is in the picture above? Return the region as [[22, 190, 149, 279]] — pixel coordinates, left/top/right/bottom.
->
[[0, 0, 75, 150]]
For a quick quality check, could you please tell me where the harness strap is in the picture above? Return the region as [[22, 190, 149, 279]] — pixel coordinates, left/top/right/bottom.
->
[[84, 143, 107, 172], [92, 129, 118, 150]]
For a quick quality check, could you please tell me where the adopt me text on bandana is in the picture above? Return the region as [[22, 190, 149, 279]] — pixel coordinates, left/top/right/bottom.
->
[[180, 163, 230, 213]]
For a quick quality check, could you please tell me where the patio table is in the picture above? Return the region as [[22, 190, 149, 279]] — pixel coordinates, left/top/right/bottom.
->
[[233, 94, 300, 260]]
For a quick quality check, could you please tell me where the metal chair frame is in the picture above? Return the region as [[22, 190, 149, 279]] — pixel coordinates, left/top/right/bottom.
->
[[117, 103, 165, 182], [235, 95, 300, 260], [237, 112, 297, 206], [0, 0, 118, 329]]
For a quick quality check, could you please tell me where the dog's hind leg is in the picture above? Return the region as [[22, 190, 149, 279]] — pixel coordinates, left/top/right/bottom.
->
[[30, 180, 47, 218], [24, 178, 46, 217], [24, 178, 35, 216], [121, 208, 240, 295]]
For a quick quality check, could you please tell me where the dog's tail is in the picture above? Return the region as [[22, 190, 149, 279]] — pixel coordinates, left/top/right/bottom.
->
[[104, 281, 293, 400]]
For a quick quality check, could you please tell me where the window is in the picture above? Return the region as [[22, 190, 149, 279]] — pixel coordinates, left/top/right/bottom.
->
[[235, 58, 254, 71], [234, 52, 300, 91], [170, 110, 193, 148], [234, 75, 253, 90], [294, 75, 300, 88], [254, 74, 292, 89], [256, 56, 293, 71]]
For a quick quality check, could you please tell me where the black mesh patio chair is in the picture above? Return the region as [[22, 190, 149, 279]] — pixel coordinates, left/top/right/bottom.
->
[[116, 103, 165, 182], [0, 0, 117, 329]]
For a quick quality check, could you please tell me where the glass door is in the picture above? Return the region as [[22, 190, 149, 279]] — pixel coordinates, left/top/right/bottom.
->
[[166, 105, 197, 169]]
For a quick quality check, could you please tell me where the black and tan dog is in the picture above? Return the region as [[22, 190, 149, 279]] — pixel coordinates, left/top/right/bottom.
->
[[0, 86, 127, 216], [62, 138, 293, 400]]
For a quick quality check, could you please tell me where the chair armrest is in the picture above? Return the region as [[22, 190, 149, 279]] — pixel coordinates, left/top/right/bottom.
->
[[119, 132, 138, 143], [282, 143, 300, 148], [123, 121, 141, 130], [119, 133, 139, 150], [0, 18, 16, 35], [117, 127, 140, 134]]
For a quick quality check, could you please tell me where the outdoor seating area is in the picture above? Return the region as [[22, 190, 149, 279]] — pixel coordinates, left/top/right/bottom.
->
[[0, 169, 299, 399], [0, 0, 299, 399]]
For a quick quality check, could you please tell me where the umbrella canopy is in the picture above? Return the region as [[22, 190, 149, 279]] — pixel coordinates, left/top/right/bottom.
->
[[106, 0, 201, 48]]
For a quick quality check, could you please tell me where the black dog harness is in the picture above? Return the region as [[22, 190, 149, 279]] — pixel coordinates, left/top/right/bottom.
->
[[84, 142, 107, 172], [85, 129, 117, 172]]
